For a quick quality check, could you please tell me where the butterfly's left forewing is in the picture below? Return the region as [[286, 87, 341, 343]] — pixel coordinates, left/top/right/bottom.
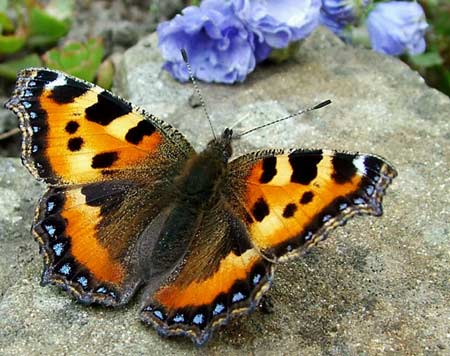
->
[[225, 149, 397, 260], [5, 68, 194, 185]]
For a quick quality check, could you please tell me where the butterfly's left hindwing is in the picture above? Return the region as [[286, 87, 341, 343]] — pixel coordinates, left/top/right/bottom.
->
[[226, 149, 397, 260]]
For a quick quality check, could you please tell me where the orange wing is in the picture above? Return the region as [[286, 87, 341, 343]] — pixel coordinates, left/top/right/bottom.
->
[[5, 68, 194, 185], [226, 149, 397, 260], [5, 68, 195, 306], [140, 206, 274, 345]]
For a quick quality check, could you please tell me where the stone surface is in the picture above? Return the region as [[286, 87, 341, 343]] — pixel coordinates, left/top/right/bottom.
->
[[0, 28, 449, 354]]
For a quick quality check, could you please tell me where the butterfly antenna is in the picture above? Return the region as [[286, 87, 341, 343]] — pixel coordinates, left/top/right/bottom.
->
[[235, 99, 332, 138], [181, 49, 216, 139]]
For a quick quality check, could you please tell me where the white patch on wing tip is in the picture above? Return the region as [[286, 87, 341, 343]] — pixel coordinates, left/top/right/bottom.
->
[[353, 155, 367, 175], [45, 73, 67, 89]]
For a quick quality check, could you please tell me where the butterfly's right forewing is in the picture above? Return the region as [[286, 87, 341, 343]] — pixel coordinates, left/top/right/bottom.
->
[[225, 148, 397, 261]]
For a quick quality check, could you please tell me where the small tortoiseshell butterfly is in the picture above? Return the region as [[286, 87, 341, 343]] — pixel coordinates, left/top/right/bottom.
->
[[5, 68, 397, 345]]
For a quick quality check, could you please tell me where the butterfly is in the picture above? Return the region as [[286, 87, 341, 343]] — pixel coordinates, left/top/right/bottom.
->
[[5, 68, 397, 346]]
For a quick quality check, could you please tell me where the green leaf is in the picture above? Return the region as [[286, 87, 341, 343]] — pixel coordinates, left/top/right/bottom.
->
[[27, 7, 70, 48], [433, 10, 450, 36], [43, 38, 104, 82], [0, 12, 14, 33], [0, 34, 25, 54], [409, 52, 443, 68], [0, 53, 42, 80]]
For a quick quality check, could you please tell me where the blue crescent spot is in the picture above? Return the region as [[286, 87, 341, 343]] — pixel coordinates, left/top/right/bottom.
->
[[77, 276, 88, 287], [173, 314, 185, 323], [232, 292, 245, 303], [366, 185, 375, 196], [47, 201, 55, 212], [154, 310, 164, 320], [253, 273, 262, 285], [192, 314, 204, 325], [59, 263, 71, 275], [44, 224, 56, 237], [213, 303, 225, 316], [52, 242, 64, 256]]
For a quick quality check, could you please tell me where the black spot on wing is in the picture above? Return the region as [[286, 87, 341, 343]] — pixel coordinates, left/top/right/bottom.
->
[[65, 120, 79, 134], [289, 150, 323, 184], [49, 78, 88, 104], [81, 181, 133, 215], [91, 152, 118, 169], [300, 191, 314, 205], [331, 153, 357, 183], [85, 91, 132, 126], [35, 70, 58, 83], [282, 203, 297, 218], [67, 137, 84, 151], [252, 198, 269, 222], [125, 119, 156, 144], [259, 156, 277, 183]]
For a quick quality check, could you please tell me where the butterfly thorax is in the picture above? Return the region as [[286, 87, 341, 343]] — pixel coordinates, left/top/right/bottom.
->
[[145, 131, 233, 275], [174, 129, 233, 209]]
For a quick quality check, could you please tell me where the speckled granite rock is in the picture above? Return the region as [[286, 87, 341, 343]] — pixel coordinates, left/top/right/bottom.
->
[[0, 28, 449, 355]]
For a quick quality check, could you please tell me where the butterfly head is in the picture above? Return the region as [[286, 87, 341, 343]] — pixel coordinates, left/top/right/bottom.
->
[[206, 128, 233, 163]]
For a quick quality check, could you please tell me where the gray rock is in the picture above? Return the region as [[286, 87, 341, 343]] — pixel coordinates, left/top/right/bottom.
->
[[1, 27, 449, 354], [0, 100, 20, 157], [0, 98, 16, 134], [67, 1, 184, 57]]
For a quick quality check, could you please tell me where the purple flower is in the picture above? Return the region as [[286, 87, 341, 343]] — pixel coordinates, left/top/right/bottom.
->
[[320, 0, 370, 35], [157, 0, 257, 84], [366, 1, 428, 56], [319, 12, 345, 35], [232, 0, 321, 50]]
